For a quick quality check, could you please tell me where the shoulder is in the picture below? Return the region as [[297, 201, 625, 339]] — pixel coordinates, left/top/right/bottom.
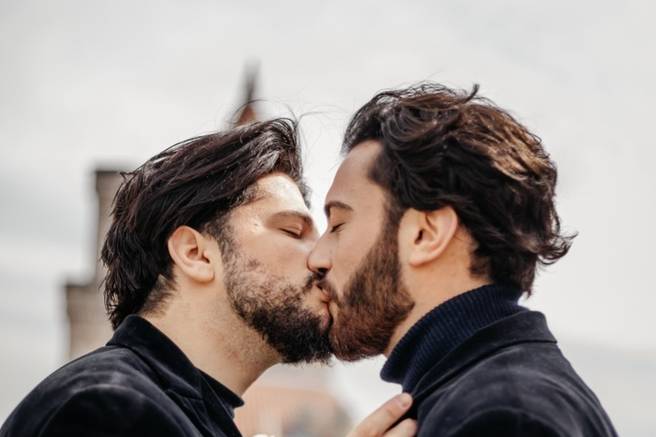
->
[[37, 384, 186, 436], [417, 342, 613, 436], [423, 342, 575, 403], [31, 345, 163, 403], [418, 364, 571, 435], [1, 346, 177, 436], [419, 407, 564, 437]]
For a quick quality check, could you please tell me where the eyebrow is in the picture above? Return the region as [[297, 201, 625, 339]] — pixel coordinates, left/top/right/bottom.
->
[[324, 200, 354, 219], [271, 210, 315, 228]]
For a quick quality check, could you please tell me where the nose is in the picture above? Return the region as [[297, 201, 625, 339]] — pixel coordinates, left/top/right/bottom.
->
[[307, 234, 332, 278]]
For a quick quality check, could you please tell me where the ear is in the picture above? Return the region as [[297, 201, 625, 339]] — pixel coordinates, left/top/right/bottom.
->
[[408, 206, 459, 267], [167, 226, 216, 284]]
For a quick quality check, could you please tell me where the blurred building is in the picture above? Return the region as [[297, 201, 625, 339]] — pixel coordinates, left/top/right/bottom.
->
[[63, 67, 351, 436], [64, 168, 123, 359]]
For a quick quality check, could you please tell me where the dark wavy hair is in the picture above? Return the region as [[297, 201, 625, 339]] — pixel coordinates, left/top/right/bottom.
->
[[343, 83, 575, 294], [101, 118, 307, 329]]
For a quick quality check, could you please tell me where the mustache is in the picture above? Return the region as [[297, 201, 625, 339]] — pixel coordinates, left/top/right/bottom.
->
[[301, 273, 319, 294]]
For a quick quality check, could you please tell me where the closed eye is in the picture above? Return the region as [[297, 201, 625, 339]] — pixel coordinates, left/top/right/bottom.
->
[[281, 229, 302, 238], [330, 223, 344, 233]]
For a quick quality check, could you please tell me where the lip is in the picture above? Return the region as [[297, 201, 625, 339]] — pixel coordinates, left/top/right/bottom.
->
[[319, 308, 332, 332], [328, 300, 339, 315], [314, 283, 331, 304], [309, 285, 334, 331]]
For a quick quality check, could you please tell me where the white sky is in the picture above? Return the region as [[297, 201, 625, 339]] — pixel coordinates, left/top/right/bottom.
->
[[1, 0, 655, 434]]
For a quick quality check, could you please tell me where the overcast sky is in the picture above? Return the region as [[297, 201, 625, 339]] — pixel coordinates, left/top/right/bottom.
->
[[1, 0, 655, 434]]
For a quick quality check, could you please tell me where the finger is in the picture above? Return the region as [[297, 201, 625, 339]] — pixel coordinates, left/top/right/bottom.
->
[[347, 393, 413, 437], [383, 418, 417, 437]]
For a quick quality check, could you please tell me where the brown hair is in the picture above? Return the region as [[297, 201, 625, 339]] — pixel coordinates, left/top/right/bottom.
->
[[101, 119, 307, 329], [343, 83, 575, 293]]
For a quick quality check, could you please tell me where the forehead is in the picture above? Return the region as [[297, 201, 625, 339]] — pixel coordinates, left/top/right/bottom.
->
[[326, 140, 387, 212], [249, 172, 308, 210]]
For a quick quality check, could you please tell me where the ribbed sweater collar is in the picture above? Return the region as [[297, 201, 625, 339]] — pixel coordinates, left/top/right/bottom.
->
[[381, 284, 526, 392]]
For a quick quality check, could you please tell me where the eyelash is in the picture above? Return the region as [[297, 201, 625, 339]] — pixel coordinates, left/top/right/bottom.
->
[[330, 223, 344, 233], [282, 229, 302, 239]]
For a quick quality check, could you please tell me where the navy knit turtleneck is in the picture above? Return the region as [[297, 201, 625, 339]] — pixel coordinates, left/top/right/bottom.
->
[[381, 284, 526, 392]]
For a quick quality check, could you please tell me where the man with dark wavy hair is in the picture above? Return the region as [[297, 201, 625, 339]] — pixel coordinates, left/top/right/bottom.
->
[[309, 84, 618, 436], [0, 119, 416, 437]]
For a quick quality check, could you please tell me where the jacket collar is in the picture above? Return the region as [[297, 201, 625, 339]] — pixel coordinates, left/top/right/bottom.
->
[[107, 315, 244, 435], [411, 311, 557, 403], [381, 284, 526, 392]]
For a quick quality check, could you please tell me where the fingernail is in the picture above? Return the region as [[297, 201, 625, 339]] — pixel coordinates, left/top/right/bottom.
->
[[397, 393, 412, 408]]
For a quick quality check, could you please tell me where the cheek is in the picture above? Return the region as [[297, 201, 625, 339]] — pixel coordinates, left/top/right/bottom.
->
[[242, 224, 305, 257], [396, 225, 413, 266], [259, 237, 313, 276], [333, 228, 377, 284], [333, 245, 357, 283]]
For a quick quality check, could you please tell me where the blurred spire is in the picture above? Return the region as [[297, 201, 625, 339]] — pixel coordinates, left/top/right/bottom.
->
[[232, 61, 259, 126]]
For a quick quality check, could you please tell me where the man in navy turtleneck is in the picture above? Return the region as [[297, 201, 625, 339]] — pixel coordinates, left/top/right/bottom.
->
[[309, 83, 618, 436]]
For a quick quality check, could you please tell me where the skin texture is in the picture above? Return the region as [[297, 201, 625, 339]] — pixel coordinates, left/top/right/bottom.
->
[[309, 141, 490, 359]]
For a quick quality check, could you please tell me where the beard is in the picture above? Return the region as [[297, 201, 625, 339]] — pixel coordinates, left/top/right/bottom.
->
[[220, 238, 332, 364], [318, 214, 415, 361]]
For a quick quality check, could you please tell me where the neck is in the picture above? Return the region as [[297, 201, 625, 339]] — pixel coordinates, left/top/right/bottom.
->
[[143, 293, 280, 396], [384, 272, 491, 357]]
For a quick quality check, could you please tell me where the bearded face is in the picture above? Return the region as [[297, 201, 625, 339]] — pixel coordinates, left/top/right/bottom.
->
[[307, 141, 418, 362], [222, 236, 332, 364], [318, 213, 415, 361]]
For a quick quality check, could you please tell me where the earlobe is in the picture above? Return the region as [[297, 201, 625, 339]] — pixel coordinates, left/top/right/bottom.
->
[[409, 207, 459, 267], [167, 226, 215, 283]]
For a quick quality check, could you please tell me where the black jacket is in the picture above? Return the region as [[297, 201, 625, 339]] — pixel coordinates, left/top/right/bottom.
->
[[404, 311, 618, 436], [0, 315, 243, 437]]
